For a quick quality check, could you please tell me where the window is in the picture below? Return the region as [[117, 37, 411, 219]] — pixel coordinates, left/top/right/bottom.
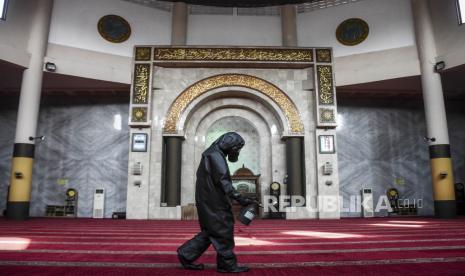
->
[[0, 0, 8, 21], [458, 0, 465, 25]]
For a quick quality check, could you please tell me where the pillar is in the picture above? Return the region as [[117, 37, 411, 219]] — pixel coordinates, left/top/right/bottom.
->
[[285, 137, 305, 202], [6, 0, 54, 220], [281, 4, 298, 47], [171, 2, 188, 45], [411, 0, 456, 218], [163, 137, 183, 206]]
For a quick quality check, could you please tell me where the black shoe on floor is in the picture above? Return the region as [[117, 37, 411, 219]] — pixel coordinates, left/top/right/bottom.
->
[[217, 266, 250, 273], [177, 251, 204, 270]]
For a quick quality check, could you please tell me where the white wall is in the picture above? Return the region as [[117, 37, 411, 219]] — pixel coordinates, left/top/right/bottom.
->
[[187, 14, 282, 46], [430, 0, 465, 70], [0, 0, 36, 66], [48, 0, 417, 57], [48, 0, 172, 58], [43, 0, 421, 85], [6, 0, 461, 86], [298, 0, 416, 57]]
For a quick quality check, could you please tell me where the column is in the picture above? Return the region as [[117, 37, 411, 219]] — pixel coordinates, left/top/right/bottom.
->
[[411, 0, 456, 219], [281, 4, 298, 47], [171, 2, 188, 45], [163, 137, 183, 206], [285, 137, 305, 202], [6, 0, 54, 220]]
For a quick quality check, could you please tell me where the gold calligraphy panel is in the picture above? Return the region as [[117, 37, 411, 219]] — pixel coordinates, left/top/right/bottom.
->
[[131, 107, 148, 123], [154, 48, 312, 62], [319, 108, 336, 123], [163, 74, 304, 134], [317, 65, 334, 105], [135, 47, 152, 61], [133, 64, 150, 104], [316, 49, 332, 63]]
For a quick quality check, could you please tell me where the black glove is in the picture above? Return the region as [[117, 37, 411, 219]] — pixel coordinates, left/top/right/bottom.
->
[[230, 192, 254, 206]]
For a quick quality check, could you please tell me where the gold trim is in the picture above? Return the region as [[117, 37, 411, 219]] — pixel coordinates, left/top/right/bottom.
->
[[97, 15, 131, 43], [154, 48, 312, 62], [336, 18, 369, 46], [163, 74, 304, 134], [431, 158, 455, 201], [317, 65, 335, 105], [9, 157, 34, 202], [132, 107, 148, 123], [132, 64, 150, 104], [319, 108, 335, 123], [316, 49, 332, 63], [135, 47, 152, 61]]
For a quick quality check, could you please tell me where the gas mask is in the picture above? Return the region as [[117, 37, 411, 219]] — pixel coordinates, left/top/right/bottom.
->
[[215, 132, 245, 163], [227, 147, 241, 163]]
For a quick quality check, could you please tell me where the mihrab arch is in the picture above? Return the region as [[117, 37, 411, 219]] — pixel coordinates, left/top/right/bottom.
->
[[162, 74, 304, 135], [126, 46, 340, 220]]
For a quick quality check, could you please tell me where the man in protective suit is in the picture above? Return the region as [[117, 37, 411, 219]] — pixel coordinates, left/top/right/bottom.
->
[[177, 132, 253, 273]]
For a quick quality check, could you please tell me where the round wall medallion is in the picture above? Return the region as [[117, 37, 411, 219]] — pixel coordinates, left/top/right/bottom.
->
[[97, 15, 131, 43], [336, 18, 369, 46]]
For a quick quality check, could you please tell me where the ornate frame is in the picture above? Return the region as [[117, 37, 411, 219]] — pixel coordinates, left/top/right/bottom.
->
[[163, 74, 304, 135], [129, 46, 338, 129]]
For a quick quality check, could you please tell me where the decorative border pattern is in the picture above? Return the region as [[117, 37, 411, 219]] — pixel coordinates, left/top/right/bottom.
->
[[132, 64, 150, 104], [163, 74, 304, 134], [131, 107, 148, 123], [336, 18, 369, 46], [97, 15, 131, 43], [135, 47, 152, 61], [153, 48, 313, 62], [316, 49, 332, 63], [319, 108, 336, 123], [317, 65, 334, 105]]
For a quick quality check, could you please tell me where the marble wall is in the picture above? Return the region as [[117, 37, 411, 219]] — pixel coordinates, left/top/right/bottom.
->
[[0, 100, 129, 218], [146, 67, 318, 219], [1, 97, 464, 219], [337, 100, 465, 217]]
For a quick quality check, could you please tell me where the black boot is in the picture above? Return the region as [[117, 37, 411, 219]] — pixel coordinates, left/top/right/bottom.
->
[[217, 252, 249, 273], [177, 249, 205, 270], [217, 266, 250, 273]]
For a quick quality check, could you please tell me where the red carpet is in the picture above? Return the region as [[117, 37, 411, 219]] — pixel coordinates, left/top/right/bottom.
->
[[1, 217, 465, 275]]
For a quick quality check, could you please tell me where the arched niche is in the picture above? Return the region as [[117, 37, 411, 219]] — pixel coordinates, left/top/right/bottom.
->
[[163, 74, 304, 136]]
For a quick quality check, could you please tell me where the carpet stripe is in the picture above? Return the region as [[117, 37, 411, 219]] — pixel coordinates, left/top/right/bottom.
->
[[2, 224, 465, 231], [2, 237, 463, 246], [2, 227, 465, 236], [3, 231, 465, 240], [0, 257, 465, 269], [2, 245, 465, 255]]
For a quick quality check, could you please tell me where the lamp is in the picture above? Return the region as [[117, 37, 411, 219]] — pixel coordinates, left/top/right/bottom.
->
[[434, 61, 445, 73], [423, 137, 436, 143], [29, 136, 45, 142], [45, 62, 57, 72]]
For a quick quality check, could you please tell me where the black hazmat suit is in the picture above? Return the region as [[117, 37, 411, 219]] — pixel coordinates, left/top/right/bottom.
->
[[177, 132, 252, 271]]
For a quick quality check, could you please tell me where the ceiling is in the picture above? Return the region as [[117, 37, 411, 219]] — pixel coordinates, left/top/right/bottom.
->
[[1, 60, 464, 103], [0, 60, 130, 103], [337, 64, 465, 101], [123, 0, 364, 16], [160, 0, 311, 7]]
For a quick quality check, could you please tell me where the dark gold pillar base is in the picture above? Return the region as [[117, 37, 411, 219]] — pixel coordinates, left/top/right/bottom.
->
[[163, 137, 183, 207], [434, 200, 457, 219], [6, 143, 35, 220], [285, 137, 305, 203], [429, 144, 456, 219], [6, 202, 30, 220]]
